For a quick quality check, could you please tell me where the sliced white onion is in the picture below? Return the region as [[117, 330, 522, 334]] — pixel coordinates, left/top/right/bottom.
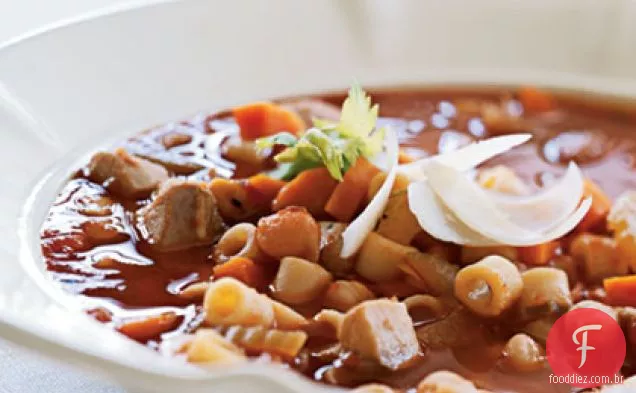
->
[[399, 133, 531, 181], [488, 162, 584, 232], [407, 181, 498, 246], [530, 197, 592, 243], [420, 161, 591, 246], [340, 126, 399, 258], [424, 161, 539, 243]]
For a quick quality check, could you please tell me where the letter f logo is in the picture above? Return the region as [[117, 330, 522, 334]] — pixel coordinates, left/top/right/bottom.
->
[[572, 324, 602, 368]]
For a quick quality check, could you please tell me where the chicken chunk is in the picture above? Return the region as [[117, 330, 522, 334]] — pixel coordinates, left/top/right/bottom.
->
[[87, 148, 169, 198], [339, 299, 419, 370], [138, 179, 224, 251]]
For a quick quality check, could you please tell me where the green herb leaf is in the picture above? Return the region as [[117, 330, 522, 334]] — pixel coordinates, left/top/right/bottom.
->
[[267, 160, 320, 181], [255, 132, 298, 149], [335, 83, 379, 142], [256, 83, 384, 181]]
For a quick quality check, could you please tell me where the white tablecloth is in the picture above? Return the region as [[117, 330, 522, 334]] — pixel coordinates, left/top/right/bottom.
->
[[0, 3, 129, 392], [0, 338, 123, 393]]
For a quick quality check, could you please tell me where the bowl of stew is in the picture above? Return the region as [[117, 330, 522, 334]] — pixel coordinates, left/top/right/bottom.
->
[[2, 1, 636, 392]]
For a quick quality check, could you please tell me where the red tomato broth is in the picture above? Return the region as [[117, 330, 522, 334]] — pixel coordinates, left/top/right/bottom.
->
[[40, 87, 636, 392]]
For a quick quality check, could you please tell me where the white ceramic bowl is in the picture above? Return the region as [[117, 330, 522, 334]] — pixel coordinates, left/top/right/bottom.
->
[[1, 0, 636, 391]]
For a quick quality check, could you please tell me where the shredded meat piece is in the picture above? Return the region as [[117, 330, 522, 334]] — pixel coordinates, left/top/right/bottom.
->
[[339, 299, 420, 370], [137, 179, 224, 251], [87, 148, 169, 198]]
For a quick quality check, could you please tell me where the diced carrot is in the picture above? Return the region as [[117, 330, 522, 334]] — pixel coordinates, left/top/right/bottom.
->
[[576, 179, 612, 232], [233, 102, 305, 140], [517, 241, 560, 266], [117, 312, 180, 342], [325, 158, 381, 222], [272, 167, 338, 217], [213, 256, 267, 289], [604, 275, 636, 306], [518, 86, 556, 113], [398, 150, 415, 164], [245, 174, 286, 208]]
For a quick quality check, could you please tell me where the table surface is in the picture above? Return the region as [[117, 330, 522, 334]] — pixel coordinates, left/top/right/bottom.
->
[[0, 3, 129, 392]]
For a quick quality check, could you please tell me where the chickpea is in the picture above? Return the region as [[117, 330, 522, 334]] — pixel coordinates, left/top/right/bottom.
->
[[214, 223, 266, 263], [256, 207, 321, 262], [222, 137, 266, 166], [417, 371, 477, 393], [503, 333, 545, 373], [454, 255, 523, 317], [518, 268, 571, 319]]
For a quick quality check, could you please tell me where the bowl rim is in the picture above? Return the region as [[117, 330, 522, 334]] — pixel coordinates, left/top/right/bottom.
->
[[0, 0, 174, 52]]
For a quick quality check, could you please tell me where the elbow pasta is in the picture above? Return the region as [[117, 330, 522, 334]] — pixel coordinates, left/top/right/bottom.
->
[[178, 281, 210, 301], [323, 280, 375, 312], [271, 299, 308, 330], [204, 277, 275, 327], [518, 267, 572, 318], [454, 256, 523, 317], [186, 329, 246, 365], [214, 223, 265, 262], [222, 325, 308, 358]]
